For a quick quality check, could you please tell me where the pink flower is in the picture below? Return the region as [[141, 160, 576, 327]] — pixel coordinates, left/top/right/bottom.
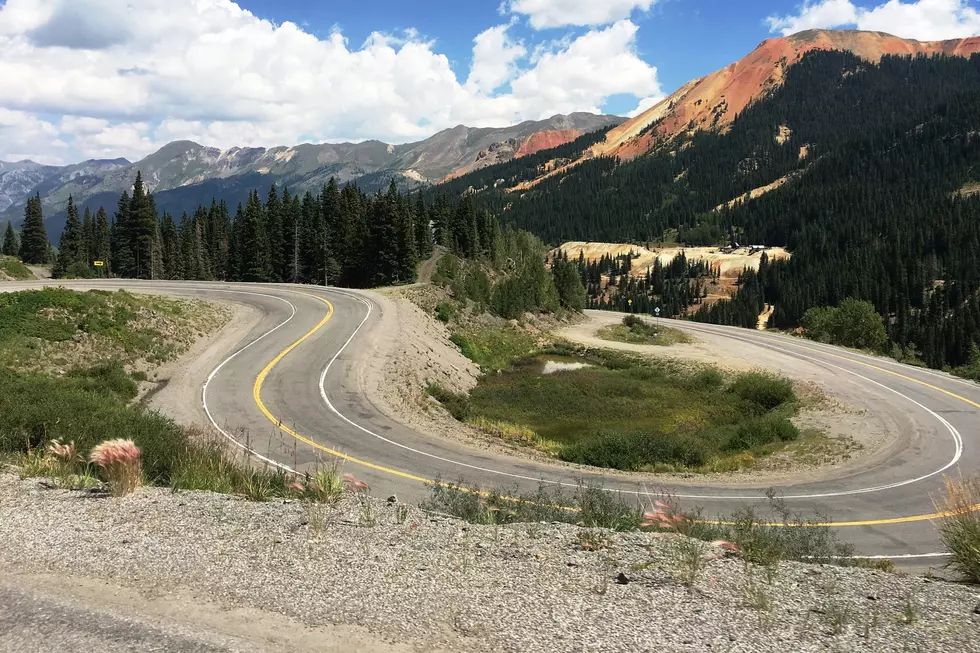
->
[[89, 439, 141, 497]]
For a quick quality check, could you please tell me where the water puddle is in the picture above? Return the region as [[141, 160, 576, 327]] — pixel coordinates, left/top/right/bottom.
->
[[534, 355, 594, 375]]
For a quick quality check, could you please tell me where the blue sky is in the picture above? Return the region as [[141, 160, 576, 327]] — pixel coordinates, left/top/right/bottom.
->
[[0, 0, 978, 164]]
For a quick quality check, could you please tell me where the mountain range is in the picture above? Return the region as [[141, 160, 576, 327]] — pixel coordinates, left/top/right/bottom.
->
[[0, 112, 623, 237]]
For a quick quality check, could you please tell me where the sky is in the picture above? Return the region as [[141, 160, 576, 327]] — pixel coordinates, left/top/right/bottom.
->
[[0, 0, 978, 165]]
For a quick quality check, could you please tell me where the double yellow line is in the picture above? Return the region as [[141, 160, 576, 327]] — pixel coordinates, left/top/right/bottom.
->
[[248, 292, 980, 528]]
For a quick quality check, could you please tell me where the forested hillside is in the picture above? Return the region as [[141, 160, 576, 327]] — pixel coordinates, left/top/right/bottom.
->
[[436, 51, 980, 370]]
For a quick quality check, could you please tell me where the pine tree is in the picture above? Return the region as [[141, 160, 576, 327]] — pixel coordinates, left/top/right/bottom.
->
[[129, 172, 157, 279], [93, 208, 111, 276], [414, 193, 433, 260], [2, 222, 18, 257], [111, 191, 135, 277], [19, 194, 49, 264], [240, 191, 272, 282], [81, 207, 94, 265], [396, 193, 417, 283], [53, 196, 85, 278], [161, 213, 182, 279], [265, 185, 285, 282]]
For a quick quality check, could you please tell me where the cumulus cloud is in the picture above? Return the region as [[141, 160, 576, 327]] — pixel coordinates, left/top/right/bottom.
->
[[465, 24, 527, 94], [767, 0, 980, 40], [0, 0, 661, 164], [508, 0, 658, 29]]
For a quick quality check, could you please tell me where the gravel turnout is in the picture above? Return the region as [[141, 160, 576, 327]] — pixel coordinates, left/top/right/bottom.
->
[[1, 473, 978, 653]]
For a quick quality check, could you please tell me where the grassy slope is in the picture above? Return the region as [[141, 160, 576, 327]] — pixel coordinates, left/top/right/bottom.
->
[[0, 288, 228, 374], [0, 256, 36, 281]]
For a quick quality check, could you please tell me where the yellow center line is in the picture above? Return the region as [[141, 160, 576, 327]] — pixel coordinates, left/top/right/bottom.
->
[[247, 292, 979, 528], [251, 291, 433, 485]]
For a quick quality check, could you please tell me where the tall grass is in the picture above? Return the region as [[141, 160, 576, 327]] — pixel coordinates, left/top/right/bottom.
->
[[934, 473, 980, 581]]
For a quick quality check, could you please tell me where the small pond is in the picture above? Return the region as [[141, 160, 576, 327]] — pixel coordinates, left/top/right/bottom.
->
[[531, 355, 595, 375]]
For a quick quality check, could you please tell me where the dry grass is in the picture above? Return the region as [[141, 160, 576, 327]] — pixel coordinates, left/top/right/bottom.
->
[[934, 472, 980, 581]]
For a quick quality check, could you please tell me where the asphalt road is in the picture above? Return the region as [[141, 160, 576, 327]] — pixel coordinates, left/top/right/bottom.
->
[[5, 279, 979, 561]]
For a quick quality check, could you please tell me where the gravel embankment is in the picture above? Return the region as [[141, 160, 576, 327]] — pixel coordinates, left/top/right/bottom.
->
[[1, 473, 977, 652]]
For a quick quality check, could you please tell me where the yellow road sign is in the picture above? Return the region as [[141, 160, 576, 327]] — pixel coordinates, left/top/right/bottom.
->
[[93, 260, 105, 267]]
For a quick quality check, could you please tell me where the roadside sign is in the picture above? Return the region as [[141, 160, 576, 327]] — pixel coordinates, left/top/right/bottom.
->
[[654, 307, 661, 316], [93, 260, 105, 267]]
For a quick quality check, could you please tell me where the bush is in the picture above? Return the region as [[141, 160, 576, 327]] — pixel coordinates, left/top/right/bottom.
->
[[721, 416, 800, 452], [66, 361, 139, 401], [802, 299, 888, 352], [435, 301, 457, 323], [559, 430, 709, 471], [425, 383, 471, 421], [728, 372, 795, 411]]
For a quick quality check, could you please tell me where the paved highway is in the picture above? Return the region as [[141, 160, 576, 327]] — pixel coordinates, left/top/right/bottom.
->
[[6, 279, 979, 561]]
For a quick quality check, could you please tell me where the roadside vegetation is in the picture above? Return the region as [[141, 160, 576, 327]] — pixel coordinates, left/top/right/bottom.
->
[[422, 479, 881, 570], [597, 314, 693, 346], [0, 255, 35, 281], [934, 473, 980, 583]]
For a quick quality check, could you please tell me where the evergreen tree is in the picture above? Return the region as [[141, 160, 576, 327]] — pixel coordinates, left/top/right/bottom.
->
[[2, 222, 18, 257], [111, 191, 135, 277], [240, 191, 272, 282], [161, 213, 182, 279], [93, 208, 111, 276], [265, 184, 285, 282], [81, 207, 94, 264], [53, 196, 85, 277], [414, 193, 433, 259], [129, 172, 156, 279], [19, 194, 48, 264]]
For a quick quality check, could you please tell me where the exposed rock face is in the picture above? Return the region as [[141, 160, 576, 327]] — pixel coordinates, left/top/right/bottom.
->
[[514, 130, 583, 158]]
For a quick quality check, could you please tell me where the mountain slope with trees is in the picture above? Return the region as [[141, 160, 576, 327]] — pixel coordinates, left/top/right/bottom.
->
[[434, 48, 980, 372]]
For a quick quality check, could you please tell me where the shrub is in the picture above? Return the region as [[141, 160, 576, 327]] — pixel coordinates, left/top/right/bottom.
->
[[435, 301, 457, 323], [622, 314, 645, 329], [559, 430, 709, 471], [89, 439, 142, 496], [721, 416, 799, 452], [802, 299, 888, 352], [728, 372, 795, 411], [934, 473, 980, 582], [426, 383, 471, 421]]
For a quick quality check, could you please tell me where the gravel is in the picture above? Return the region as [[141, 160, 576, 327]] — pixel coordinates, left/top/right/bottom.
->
[[1, 473, 978, 652]]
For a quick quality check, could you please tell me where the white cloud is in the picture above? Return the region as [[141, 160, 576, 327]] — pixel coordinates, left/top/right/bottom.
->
[[465, 24, 527, 94], [509, 0, 658, 29], [0, 0, 661, 164], [767, 0, 980, 40]]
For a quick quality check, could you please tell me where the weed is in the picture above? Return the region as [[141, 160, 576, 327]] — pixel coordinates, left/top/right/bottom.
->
[[578, 529, 611, 552], [344, 474, 376, 526], [673, 537, 708, 587], [824, 601, 851, 635], [305, 500, 331, 538], [241, 469, 277, 502], [744, 580, 772, 611], [899, 595, 918, 625], [435, 301, 457, 323], [933, 472, 980, 582], [89, 439, 141, 496], [395, 503, 409, 524]]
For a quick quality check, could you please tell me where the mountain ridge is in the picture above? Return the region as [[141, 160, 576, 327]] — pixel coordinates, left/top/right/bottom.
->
[[507, 29, 980, 190], [0, 112, 624, 234]]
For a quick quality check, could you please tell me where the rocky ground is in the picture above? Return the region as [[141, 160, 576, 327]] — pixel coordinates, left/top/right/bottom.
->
[[1, 473, 977, 653]]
